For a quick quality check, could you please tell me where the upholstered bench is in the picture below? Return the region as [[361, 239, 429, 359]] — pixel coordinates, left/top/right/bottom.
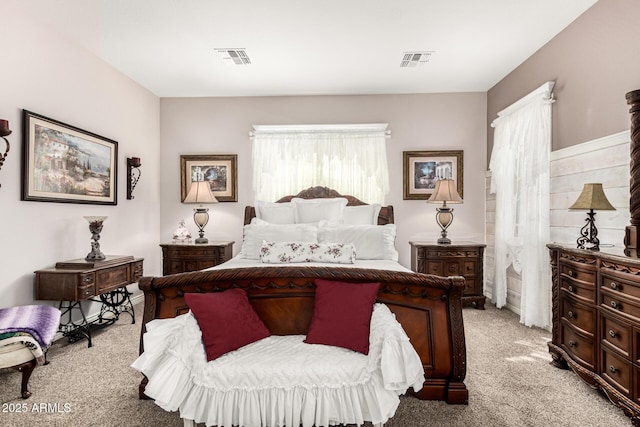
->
[[0, 305, 61, 398]]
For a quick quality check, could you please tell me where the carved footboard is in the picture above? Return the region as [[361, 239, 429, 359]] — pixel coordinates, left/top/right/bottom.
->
[[138, 266, 468, 404]]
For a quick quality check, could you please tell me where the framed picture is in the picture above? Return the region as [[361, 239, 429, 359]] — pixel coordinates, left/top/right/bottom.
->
[[180, 154, 238, 202], [403, 150, 463, 200], [22, 110, 118, 205]]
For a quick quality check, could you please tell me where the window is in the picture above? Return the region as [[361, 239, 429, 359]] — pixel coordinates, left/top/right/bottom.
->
[[251, 124, 390, 203]]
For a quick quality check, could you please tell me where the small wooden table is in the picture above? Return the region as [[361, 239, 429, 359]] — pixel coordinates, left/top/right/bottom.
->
[[160, 242, 234, 275], [35, 255, 144, 347], [410, 241, 486, 309]]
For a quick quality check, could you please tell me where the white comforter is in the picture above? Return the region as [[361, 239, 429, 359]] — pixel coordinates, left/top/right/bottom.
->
[[132, 304, 424, 427], [208, 255, 414, 273]]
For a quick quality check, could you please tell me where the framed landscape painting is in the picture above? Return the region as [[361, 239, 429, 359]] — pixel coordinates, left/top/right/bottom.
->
[[21, 110, 118, 204], [180, 154, 238, 202], [403, 150, 463, 200]]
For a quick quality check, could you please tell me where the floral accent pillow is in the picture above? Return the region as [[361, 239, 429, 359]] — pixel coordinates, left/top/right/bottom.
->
[[260, 240, 356, 264]]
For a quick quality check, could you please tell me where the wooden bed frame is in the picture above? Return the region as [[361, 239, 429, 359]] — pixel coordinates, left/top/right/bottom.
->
[[138, 187, 468, 404]]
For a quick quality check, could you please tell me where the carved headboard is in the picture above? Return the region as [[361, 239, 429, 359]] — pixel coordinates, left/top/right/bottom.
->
[[243, 186, 394, 225]]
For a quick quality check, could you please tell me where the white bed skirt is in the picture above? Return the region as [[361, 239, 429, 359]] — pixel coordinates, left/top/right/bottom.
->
[[132, 304, 424, 427]]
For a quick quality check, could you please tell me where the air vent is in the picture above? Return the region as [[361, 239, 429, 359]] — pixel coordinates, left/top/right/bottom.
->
[[215, 48, 251, 65], [400, 51, 433, 68]]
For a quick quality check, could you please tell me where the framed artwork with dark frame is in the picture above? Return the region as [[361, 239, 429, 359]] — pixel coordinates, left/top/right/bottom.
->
[[21, 110, 118, 205], [403, 150, 463, 200], [180, 154, 238, 202]]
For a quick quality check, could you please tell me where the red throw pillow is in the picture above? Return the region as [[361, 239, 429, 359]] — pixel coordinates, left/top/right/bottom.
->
[[185, 289, 271, 361], [304, 279, 380, 354]]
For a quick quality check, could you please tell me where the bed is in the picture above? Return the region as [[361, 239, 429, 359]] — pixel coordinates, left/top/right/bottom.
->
[[135, 187, 468, 426]]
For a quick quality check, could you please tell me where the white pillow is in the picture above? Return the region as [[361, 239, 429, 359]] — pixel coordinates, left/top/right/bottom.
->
[[240, 223, 318, 259], [255, 201, 295, 224], [260, 241, 356, 264], [317, 221, 399, 261], [291, 197, 348, 224], [343, 204, 382, 225]]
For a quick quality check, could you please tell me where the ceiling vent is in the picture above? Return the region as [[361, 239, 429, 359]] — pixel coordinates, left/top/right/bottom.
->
[[400, 51, 433, 68], [215, 48, 251, 65]]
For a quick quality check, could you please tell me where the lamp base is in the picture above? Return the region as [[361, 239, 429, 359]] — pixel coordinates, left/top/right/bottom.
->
[[437, 236, 451, 244], [195, 236, 208, 244]]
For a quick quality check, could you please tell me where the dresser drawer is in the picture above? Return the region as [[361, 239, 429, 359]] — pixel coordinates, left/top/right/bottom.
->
[[560, 277, 596, 304], [559, 262, 596, 286], [601, 346, 633, 398], [601, 290, 640, 322], [560, 320, 596, 371], [560, 295, 596, 336], [601, 311, 632, 360]]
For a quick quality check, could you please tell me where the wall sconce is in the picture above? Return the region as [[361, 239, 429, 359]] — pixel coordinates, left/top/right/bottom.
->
[[183, 181, 218, 243], [427, 179, 463, 244], [569, 183, 616, 251], [0, 119, 11, 188], [126, 157, 141, 199]]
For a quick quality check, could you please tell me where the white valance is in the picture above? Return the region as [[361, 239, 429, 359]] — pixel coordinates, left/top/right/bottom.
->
[[251, 124, 390, 203]]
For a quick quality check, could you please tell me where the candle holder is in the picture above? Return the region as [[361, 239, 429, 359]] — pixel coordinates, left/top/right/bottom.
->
[[0, 119, 11, 188], [126, 157, 142, 200], [84, 216, 108, 261]]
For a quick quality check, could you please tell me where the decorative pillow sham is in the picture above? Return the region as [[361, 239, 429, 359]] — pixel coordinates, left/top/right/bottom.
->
[[185, 289, 271, 361], [343, 204, 382, 225], [240, 222, 318, 259], [317, 221, 399, 261], [291, 197, 348, 224], [254, 201, 295, 224], [305, 279, 380, 354], [260, 240, 356, 264]]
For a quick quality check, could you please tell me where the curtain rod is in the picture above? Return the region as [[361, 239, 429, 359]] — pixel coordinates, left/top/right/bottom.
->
[[491, 81, 555, 128], [249, 123, 390, 138]]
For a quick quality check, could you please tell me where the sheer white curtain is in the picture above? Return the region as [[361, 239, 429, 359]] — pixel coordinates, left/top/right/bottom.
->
[[489, 82, 553, 328], [252, 124, 390, 203]]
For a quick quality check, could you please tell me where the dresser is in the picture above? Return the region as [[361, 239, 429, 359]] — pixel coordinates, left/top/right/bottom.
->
[[160, 242, 234, 275], [410, 241, 486, 309], [548, 244, 640, 423]]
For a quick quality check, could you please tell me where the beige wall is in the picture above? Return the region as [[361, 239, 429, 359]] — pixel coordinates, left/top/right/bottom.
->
[[160, 93, 487, 268], [0, 3, 161, 310], [487, 0, 640, 163]]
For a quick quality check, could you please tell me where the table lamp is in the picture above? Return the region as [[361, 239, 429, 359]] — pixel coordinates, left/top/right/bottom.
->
[[428, 179, 463, 244], [183, 181, 218, 244], [569, 183, 615, 251]]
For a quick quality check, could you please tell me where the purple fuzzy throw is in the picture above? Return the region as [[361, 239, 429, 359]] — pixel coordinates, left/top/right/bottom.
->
[[0, 305, 61, 347]]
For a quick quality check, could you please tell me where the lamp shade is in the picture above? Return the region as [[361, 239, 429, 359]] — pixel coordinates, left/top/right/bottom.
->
[[184, 181, 218, 204], [569, 183, 615, 211], [428, 179, 463, 204]]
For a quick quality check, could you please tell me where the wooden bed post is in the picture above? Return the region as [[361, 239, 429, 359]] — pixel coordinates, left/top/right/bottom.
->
[[625, 89, 640, 256]]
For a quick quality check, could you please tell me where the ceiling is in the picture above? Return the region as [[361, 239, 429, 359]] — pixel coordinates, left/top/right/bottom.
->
[[19, 0, 598, 98]]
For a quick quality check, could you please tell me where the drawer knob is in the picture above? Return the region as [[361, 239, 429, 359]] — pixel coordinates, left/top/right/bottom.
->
[[568, 285, 574, 293], [568, 340, 576, 348], [567, 311, 575, 319], [611, 282, 618, 290], [611, 301, 619, 309], [567, 270, 574, 277], [609, 365, 617, 374], [84, 276, 92, 283], [609, 330, 617, 338]]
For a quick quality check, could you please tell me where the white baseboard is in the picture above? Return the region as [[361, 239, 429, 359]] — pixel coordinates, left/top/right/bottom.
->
[[52, 292, 144, 343]]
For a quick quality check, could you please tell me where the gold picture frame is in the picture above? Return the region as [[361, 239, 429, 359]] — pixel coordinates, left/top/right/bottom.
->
[[180, 154, 237, 202]]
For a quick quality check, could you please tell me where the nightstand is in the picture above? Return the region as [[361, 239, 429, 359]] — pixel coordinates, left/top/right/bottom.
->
[[160, 242, 234, 275], [410, 241, 486, 309]]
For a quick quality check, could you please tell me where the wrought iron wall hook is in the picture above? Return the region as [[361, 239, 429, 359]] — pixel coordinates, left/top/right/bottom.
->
[[0, 119, 11, 188], [126, 157, 141, 199]]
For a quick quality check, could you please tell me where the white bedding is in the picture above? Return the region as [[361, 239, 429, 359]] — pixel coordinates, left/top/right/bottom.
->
[[132, 304, 424, 427], [207, 255, 413, 273]]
